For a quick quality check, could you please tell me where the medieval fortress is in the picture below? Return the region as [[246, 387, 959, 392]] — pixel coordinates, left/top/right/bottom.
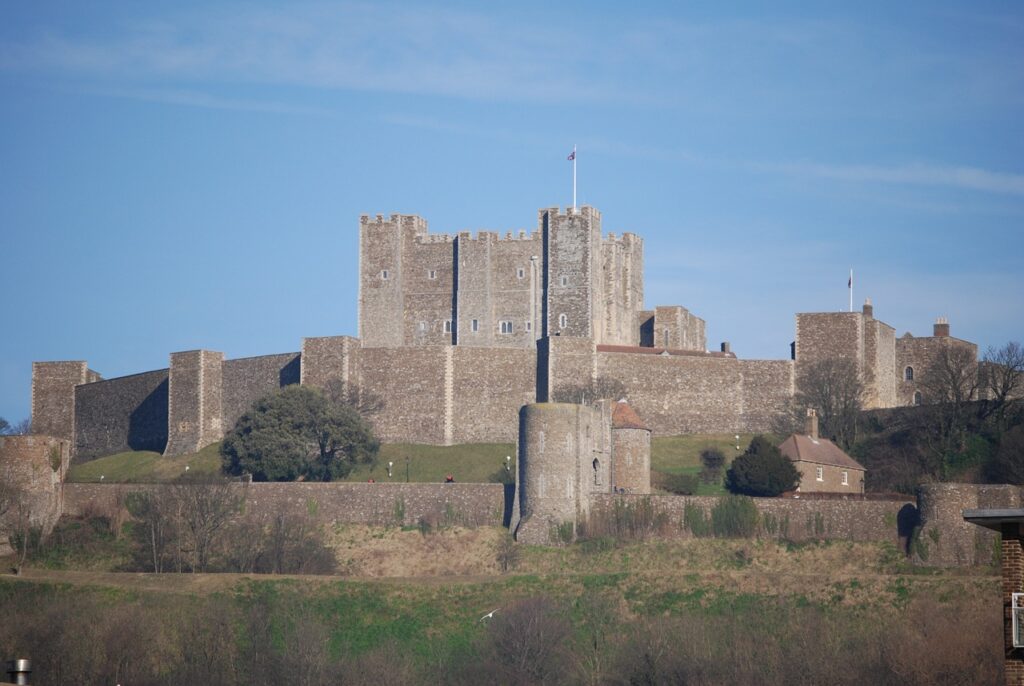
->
[[29, 204, 978, 464]]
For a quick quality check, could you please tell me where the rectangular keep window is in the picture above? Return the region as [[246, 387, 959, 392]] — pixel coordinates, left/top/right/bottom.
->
[[380, 269, 389, 280], [471, 319, 479, 332], [525, 321, 532, 332], [560, 275, 568, 286], [443, 320, 452, 333], [418, 321, 427, 333], [841, 471, 849, 485], [816, 466, 823, 481], [428, 269, 437, 280], [500, 321, 513, 334], [517, 267, 525, 279]]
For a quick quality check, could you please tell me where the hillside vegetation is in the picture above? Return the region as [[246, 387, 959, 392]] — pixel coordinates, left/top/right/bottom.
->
[[0, 527, 1001, 686]]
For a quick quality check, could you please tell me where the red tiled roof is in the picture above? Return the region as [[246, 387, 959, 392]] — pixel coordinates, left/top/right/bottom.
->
[[596, 344, 735, 358], [778, 434, 866, 471], [612, 400, 649, 430]]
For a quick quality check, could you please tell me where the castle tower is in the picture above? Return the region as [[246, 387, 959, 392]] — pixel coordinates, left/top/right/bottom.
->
[[514, 401, 612, 545], [164, 350, 224, 456], [31, 361, 101, 445], [611, 399, 651, 494], [540, 206, 603, 340]]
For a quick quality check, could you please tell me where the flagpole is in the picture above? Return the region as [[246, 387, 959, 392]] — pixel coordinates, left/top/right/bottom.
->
[[849, 268, 853, 313], [572, 144, 577, 211]]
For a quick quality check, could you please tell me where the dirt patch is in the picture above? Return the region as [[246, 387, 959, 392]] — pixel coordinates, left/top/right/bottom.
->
[[330, 524, 506, 577]]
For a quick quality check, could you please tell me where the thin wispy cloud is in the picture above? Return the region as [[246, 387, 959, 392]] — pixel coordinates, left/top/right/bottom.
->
[[751, 160, 1024, 197], [85, 86, 334, 116]]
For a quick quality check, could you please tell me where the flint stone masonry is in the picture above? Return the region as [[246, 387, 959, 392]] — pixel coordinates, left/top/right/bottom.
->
[[895, 333, 978, 406], [31, 361, 100, 441], [61, 482, 506, 528], [916, 483, 1023, 566], [221, 352, 300, 430], [165, 350, 224, 456], [0, 435, 71, 554], [74, 369, 169, 461], [589, 494, 915, 544]]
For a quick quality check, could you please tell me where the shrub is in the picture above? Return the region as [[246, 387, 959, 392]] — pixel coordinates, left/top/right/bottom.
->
[[699, 447, 726, 484], [711, 495, 759, 538], [660, 472, 699, 495], [683, 503, 711, 538], [725, 435, 800, 497]]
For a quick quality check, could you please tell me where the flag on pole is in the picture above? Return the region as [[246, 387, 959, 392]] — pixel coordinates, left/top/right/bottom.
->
[[567, 150, 576, 161], [848, 274, 852, 288]]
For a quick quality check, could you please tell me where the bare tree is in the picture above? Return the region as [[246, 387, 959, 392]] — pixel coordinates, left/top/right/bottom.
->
[[0, 417, 9, 435], [173, 479, 244, 572], [790, 358, 865, 449], [982, 341, 1024, 428], [918, 343, 981, 475]]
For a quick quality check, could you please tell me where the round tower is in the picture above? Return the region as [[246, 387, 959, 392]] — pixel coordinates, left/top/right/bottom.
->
[[515, 403, 585, 545], [611, 399, 651, 494]]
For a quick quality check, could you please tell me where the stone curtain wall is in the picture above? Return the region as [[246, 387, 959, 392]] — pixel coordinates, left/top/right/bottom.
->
[[590, 494, 913, 545], [916, 483, 1023, 566], [895, 335, 978, 406], [62, 482, 506, 528], [165, 350, 224, 456], [73, 370, 169, 462], [357, 347, 449, 444], [221, 353, 300, 431], [451, 347, 536, 443], [594, 349, 793, 434]]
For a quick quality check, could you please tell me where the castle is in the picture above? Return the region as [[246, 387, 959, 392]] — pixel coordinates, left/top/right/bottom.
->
[[28, 204, 979, 462]]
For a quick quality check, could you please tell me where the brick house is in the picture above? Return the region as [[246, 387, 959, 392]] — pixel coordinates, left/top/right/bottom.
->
[[778, 410, 866, 494]]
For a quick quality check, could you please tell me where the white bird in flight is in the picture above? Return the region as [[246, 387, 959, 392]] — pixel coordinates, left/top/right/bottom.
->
[[480, 609, 498, 622]]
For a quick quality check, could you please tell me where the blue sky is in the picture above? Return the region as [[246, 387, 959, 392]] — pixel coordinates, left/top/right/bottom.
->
[[1, 1, 1022, 423]]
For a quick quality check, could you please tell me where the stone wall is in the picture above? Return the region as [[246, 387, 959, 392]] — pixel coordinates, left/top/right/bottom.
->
[[589, 493, 914, 544], [653, 306, 706, 351], [895, 334, 978, 406], [31, 361, 97, 441], [0, 435, 71, 554], [73, 369, 169, 462], [612, 427, 651, 495], [357, 347, 449, 444], [450, 347, 536, 443], [61, 482, 506, 528], [594, 348, 792, 434], [165, 350, 224, 456], [915, 483, 1022, 567], [221, 352, 300, 430]]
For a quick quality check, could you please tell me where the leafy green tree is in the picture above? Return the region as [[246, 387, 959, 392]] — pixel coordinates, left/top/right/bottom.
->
[[221, 386, 379, 482], [725, 435, 800, 497]]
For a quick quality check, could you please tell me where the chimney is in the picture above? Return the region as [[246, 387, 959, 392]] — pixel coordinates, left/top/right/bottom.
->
[[934, 316, 950, 338], [720, 341, 731, 354], [806, 408, 819, 439], [862, 297, 873, 319]]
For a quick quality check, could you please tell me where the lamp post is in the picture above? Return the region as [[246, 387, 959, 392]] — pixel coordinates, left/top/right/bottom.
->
[[387, 461, 393, 478], [505, 455, 511, 473], [735, 435, 741, 451], [405, 456, 410, 483]]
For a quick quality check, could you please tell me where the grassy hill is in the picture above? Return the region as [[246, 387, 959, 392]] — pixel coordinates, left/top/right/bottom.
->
[[67, 433, 765, 486], [0, 530, 1001, 685]]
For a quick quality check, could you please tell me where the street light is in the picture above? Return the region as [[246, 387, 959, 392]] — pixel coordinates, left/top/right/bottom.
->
[[505, 455, 511, 472], [405, 456, 410, 483], [387, 461, 393, 478], [735, 434, 741, 451]]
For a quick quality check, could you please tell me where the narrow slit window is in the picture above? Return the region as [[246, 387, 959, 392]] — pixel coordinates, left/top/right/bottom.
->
[[517, 267, 525, 279], [559, 314, 567, 329], [380, 269, 389, 280], [471, 319, 479, 332], [428, 269, 437, 280]]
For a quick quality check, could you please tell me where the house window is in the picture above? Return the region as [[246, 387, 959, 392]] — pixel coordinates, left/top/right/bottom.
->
[[471, 319, 479, 332], [525, 321, 532, 332], [914, 391, 923, 405], [558, 313, 567, 329], [816, 466, 823, 481], [904, 366, 914, 381], [380, 269, 389, 280], [443, 320, 452, 334], [560, 275, 568, 287], [500, 321, 513, 334], [517, 267, 525, 279], [841, 471, 849, 486], [428, 269, 437, 280]]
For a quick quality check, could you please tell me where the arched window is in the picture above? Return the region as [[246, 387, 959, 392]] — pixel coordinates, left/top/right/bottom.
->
[[913, 391, 923, 406], [904, 366, 914, 381], [592, 458, 601, 485]]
